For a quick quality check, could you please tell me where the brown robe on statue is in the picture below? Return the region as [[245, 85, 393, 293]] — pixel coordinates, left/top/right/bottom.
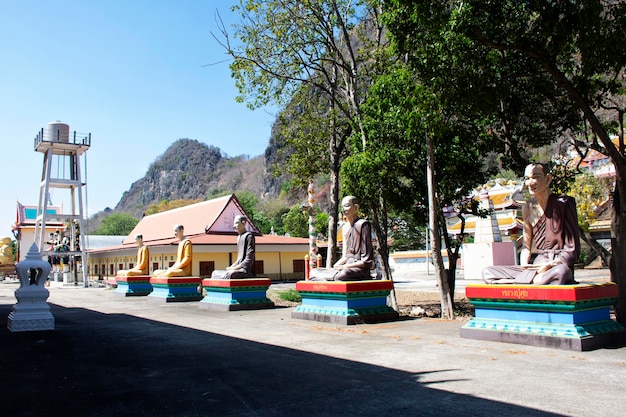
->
[[309, 219, 374, 281], [482, 194, 580, 285]]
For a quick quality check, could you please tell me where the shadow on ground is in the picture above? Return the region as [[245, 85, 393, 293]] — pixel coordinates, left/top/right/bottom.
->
[[0, 302, 564, 417]]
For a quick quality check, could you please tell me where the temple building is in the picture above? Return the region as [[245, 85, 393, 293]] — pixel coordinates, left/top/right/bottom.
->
[[86, 194, 310, 282], [446, 179, 524, 241], [12, 202, 66, 263]]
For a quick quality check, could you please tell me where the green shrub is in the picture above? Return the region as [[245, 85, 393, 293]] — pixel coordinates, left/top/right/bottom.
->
[[277, 289, 301, 302]]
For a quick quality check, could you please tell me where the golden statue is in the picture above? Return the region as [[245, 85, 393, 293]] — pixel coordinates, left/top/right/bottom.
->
[[117, 234, 150, 276], [0, 237, 14, 266], [152, 225, 192, 277]]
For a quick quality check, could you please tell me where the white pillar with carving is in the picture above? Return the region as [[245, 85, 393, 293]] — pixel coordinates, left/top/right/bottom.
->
[[7, 243, 55, 332]]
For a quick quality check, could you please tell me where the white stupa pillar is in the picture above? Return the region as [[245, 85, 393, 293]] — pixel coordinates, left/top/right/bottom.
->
[[474, 190, 502, 243], [7, 243, 55, 332], [461, 189, 515, 279]]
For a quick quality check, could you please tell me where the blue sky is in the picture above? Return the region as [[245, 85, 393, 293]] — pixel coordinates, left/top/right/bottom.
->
[[0, 0, 277, 238]]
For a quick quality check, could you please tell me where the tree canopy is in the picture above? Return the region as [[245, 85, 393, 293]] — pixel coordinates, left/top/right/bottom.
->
[[92, 213, 139, 236], [383, 0, 626, 323]]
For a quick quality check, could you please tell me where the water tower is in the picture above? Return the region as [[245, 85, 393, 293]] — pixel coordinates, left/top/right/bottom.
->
[[33, 121, 91, 287]]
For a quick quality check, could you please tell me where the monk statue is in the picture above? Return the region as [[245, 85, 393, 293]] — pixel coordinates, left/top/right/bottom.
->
[[152, 225, 192, 277], [211, 215, 256, 279], [0, 237, 14, 266], [309, 196, 374, 281], [117, 234, 150, 276], [482, 163, 580, 285]]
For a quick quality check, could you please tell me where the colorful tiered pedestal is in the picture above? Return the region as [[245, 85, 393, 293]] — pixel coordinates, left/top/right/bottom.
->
[[292, 280, 398, 325], [114, 275, 152, 296], [148, 277, 203, 303], [461, 283, 626, 351], [199, 278, 274, 311]]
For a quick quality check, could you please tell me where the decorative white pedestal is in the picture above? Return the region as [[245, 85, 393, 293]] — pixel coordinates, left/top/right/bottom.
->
[[462, 242, 516, 280], [7, 244, 55, 332]]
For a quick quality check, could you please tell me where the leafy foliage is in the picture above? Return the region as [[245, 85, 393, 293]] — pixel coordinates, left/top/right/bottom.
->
[[282, 205, 309, 238], [383, 0, 626, 321], [92, 213, 139, 236], [388, 215, 426, 252], [220, 0, 389, 265], [281, 204, 329, 239], [277, 288, 302, 302], [569, 172, 611, 232], [235, 191, 272, 234]]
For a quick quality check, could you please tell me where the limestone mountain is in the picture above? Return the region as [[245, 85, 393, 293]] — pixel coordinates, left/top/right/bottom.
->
[[109, 138, 281, 220]]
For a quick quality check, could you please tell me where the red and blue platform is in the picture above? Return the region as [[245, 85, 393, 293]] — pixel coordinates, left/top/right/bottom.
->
[[114, 275, 153, 296], [148, 276, 203, 303], [461, 282, 626, 351], [292, 280, 398, 325], [199, 278, 274, 311]]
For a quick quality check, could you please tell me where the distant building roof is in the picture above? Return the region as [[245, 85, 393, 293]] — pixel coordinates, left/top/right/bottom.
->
[[447, 209, 523, 235], [83, 235, 126, 250], [88, 233, 309, 254], [14, 202, 64, 228], [122, 194, 261, 246], [87, 193, 309, 254]]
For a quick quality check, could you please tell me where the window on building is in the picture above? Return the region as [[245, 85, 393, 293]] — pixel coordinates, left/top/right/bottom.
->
[[293, 259, 305, 273], [118, 263, 123, 272], [199, 261, 215, 277], [109, 264, 114, 276], [152, 262, 159, 272], [254, 260, 264, 275]]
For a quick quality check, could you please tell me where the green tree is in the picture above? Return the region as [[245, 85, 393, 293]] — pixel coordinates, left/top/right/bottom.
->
[[236, 191, 272, 234], [216, 0, 387, 266], [383, 1, 626, 323], [571, 172, 610, 232], [92, 213, 139, 236], [342, 63, 491, 317], [282, 205, 308, 238], [270, 83, 351, 258], [388, 215, 425, 252], [569, 171, 612, 266]]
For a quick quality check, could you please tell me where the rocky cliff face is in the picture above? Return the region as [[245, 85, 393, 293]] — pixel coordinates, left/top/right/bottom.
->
[[112, 138, 284, 219]]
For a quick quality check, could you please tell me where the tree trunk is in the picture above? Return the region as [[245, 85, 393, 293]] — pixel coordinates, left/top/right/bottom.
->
[[579, 228, 611, 267], [611, 183, 626, 324], [327, 137, 340, 267], [427, 134, 454, 319], [441, 218, 463, 307], [540, 60, 626, 325], [368, 201, 398, 311]]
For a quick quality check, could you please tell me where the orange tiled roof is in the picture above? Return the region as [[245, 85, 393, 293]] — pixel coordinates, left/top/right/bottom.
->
[[479, 188, 519, 210], [122, 194, 261, 245], [88, 233, 309, 254], [447, 213, 522, 234]]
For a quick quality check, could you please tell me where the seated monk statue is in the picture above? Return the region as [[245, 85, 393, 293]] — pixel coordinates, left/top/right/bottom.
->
[[211, 215, 256, 279], [482, 163, 580, 285], [152, 224, 192, 277], [309, 195, 374, 281], [117, 234, 150, 276], [0, 237, 14, 266]]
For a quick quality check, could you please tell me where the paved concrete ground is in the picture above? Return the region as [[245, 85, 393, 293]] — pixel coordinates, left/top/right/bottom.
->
[[0, 269, 624, 417]]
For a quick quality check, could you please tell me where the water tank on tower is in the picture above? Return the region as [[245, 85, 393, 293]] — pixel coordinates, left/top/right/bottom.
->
[[47, 121, 70, 143]]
